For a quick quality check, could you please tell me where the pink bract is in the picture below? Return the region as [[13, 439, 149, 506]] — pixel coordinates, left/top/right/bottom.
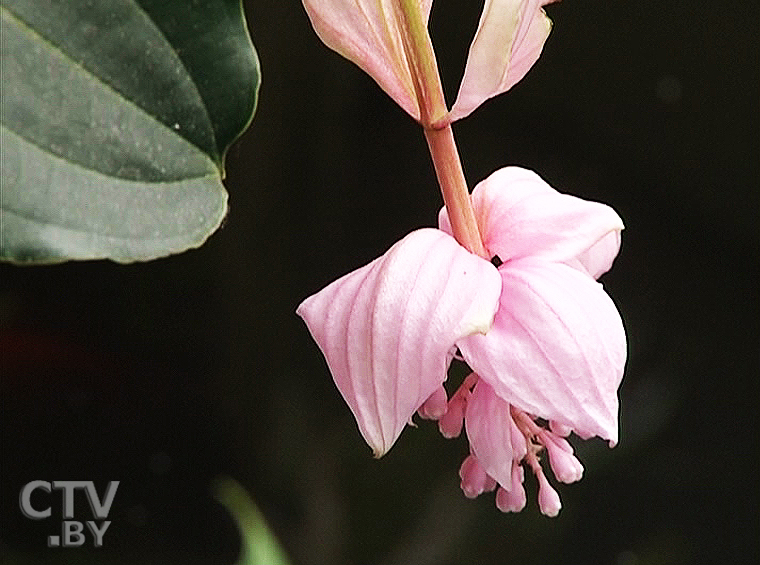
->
[[301, 0, 554, 122], [297, 228, 501, 457], [301, 0, 434, 121], [449, 0, 555, 122]]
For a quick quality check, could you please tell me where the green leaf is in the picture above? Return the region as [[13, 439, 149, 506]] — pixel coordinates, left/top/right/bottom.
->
[[214, 477, 293, 565], [0, 0, 260, 263]]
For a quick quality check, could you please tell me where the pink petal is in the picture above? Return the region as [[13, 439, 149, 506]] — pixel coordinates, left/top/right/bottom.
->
[[458, 259, 626, 444], [439, 167, 623, 275], [449, 0, 553, 122], [297, 228, 501, 457], [464, 379, 515, 489], [302, 0, 433, 121]]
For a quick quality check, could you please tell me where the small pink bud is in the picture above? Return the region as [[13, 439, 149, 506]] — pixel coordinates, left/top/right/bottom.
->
[[418, 386, 448, 420], [546, 443, 583, 484], [496, 485, 526, 513], [540, 431, 583, 483], [495, 462, 526, 512], [535, 470, 562, 517], [459, 455, 491, 499], [439, 395, 466, 438]]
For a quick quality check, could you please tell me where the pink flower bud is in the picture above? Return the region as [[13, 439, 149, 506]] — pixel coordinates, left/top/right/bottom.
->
[[496, 485, 526, 513], [418, 386, 448, 420], [495, 463, 526, 512], [540, 431, 583, 484], [535, 470, 562, 517], [459, 455, 493, 499], [439, 394, 465, 438], [546, 442, 583, 484]]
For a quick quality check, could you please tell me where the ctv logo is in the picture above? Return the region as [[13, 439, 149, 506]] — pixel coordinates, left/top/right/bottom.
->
[[19, 480, 119, 547]]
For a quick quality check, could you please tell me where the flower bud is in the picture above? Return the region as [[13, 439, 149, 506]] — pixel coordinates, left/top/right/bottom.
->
[[418, 386, 448, 420], [540, 431, 583, 484], [459, 455, 492, 499], [535, 470, 562, 517], [439, 394, 466, 438]]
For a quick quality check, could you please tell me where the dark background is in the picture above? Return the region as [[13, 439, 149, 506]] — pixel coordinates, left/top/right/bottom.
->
[[2, 1, 758, 564]]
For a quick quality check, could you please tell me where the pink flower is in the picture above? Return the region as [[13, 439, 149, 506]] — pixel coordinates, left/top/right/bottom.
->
[[301, 0, 554, 123], [297, 166, 626, 514]]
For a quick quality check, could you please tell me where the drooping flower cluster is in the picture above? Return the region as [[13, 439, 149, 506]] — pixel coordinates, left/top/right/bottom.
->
[[298, 0, 626, 516], [298, 167, 626, 515]]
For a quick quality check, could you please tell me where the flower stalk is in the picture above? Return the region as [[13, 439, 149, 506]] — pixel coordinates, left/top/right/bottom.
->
[[395, 0, 489, 258], [396, 0, 447, 126], [424, 126, 489, 258]]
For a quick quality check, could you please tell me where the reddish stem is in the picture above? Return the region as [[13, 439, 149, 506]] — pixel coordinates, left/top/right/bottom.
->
[[397, 0, 488, 258], [424, 126, 488, 258]]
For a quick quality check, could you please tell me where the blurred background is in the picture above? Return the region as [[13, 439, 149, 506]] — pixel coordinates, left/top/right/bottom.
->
[[2, 1, 758, 564]]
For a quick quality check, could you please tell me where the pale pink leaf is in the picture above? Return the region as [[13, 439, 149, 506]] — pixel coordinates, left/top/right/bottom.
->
[[297, 228, 501, 457], [449, 0, 553, 122], [302, 0, 433, 120], [458, 259, 626, 444]]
